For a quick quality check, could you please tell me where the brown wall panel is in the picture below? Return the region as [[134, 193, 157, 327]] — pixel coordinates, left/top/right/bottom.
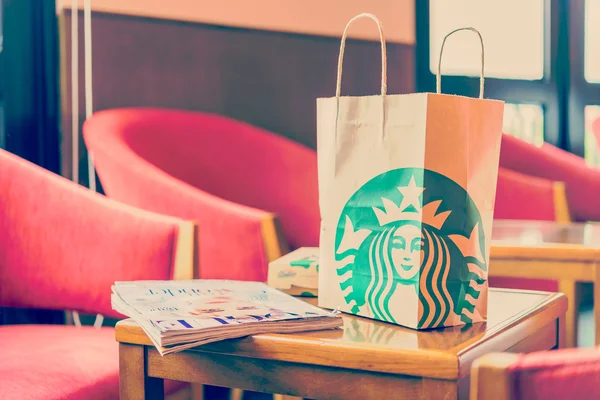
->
[[61, 10, 414, 183], [59, 0, 416, 44]]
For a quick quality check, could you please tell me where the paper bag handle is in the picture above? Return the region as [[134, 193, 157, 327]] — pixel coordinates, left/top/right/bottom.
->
[[336, 13, 387, 97], [436, 27, 485, 99]]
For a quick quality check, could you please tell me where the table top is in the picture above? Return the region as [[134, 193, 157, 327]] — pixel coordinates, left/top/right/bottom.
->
[[116, 288, 566, 380], [491, 220, 600, 261]]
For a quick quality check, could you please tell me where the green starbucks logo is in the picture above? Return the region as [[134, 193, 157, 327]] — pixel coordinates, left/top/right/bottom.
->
[[335, 168, 487, 329]]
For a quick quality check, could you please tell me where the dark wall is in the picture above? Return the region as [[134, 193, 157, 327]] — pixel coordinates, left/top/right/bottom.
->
[[61, 10, 415, 184], [0, 0, 60, 172], [1, 0, 63, 326]]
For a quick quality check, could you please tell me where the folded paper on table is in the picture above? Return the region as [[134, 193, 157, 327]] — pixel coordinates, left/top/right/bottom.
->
[[317, 14, 504, 330]]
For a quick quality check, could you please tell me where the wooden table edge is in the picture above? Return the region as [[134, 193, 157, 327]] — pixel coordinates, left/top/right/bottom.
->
[[456, 292, 567, 358], [116, 320, 461, 380], [116, 292, 566, 381]]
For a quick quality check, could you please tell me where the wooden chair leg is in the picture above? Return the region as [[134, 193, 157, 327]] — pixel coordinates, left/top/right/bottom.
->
[[190, 384, 204, 400], [273, 395, 302, 400], [229, 388, 243, 400]]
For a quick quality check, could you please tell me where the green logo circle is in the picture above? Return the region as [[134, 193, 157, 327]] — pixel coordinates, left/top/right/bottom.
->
[[334, 168, 487, 329]]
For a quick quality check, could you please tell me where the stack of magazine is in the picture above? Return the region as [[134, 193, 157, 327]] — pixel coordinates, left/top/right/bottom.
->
[[111, 280, 343, 355]]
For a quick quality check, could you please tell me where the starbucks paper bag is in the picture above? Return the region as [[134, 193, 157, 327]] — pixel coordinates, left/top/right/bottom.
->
[[317, 15, 504, 330]]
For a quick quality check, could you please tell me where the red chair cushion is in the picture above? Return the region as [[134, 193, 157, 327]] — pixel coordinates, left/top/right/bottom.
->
[[500, 133, 600, 222], [490, 167, 558, 292], [83, 108, 320, 281], [0, 325, 185, 399], [510, 347, 600, 399], [126, 110, 320, 249], [494, 167, 558, 221], [0, 148, 180, 318]]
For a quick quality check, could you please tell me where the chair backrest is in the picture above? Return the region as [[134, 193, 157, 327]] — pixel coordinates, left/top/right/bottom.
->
[[471, 350, 600, 400], [83, 108, 319, 250], [499, 133, 596, 221], [494, 167, 570, 222], [0, 149, 197, 318]]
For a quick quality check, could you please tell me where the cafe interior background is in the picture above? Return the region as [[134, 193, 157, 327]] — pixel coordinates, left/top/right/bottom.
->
[[2, 0, 600, 399]]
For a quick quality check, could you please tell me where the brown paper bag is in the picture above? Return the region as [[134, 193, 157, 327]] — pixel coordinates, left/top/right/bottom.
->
[[317, 14, 504, 329]]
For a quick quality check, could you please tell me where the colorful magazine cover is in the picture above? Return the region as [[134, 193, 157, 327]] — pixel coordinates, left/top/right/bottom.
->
[[112, 280, 333, 332]]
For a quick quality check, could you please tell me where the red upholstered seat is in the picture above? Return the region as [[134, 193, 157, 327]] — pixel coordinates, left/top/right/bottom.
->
[[83, 108, 319, 282], [0, 325, 185, 400], [0, 148, 194, 398], [507, 346, 600, 399], [0, 149, 184, 317], [494, 167, 562, 221], [489, 167, 562, 292], [500, 132, 600, 222], [473, 347, 600, 400]]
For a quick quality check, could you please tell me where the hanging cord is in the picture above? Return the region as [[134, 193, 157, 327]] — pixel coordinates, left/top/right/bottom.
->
[[71, 0, 79, 184], [84, 0, 97, 193], [83, 0, 104, 329], [69, 0, 82, 329], [70, 1, 102, 329]]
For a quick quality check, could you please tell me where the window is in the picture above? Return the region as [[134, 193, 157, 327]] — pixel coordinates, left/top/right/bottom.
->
[[503, 103, 545, 146], [429, 0, 545, 80], [584, 105, 600, 166], [577, 0, 600, 164], [585, 0, 600, 83], [417, 0, 565, 151]]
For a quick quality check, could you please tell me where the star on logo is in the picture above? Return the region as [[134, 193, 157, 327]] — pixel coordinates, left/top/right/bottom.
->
[[397, 175, 425, 211], [372, 174, 450, 229]]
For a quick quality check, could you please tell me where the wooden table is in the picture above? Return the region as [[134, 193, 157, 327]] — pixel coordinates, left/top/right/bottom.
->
[[491, 220, 600, 348], [117, 289, 566, 400]]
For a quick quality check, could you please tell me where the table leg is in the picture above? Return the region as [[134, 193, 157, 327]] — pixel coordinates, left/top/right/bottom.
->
[[558, 314, 566, 349], [120, 343, 165, 400], [557, 280, 582, 348], [191, 384, 204, 400], [230, 388, 243, 400]]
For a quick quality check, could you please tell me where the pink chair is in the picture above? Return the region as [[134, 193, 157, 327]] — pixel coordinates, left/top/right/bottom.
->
[[490, 167, 570, 292], [494, 167, 570, 223], [83, 108, 320, 282], [0, 148, 197, 399], [471, 348, 600, 400], [500, 133, 600, 222]]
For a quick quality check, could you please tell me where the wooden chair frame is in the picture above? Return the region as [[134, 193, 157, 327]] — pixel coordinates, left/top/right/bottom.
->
[[552, 181, 570, 223], [470, 353, 520, 400]]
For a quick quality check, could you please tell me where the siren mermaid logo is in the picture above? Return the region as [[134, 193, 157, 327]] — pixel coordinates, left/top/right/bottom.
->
[[334, 168, 487, 329]]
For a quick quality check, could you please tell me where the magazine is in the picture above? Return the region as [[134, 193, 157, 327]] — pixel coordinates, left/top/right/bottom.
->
[[111, 280, 343, 355]]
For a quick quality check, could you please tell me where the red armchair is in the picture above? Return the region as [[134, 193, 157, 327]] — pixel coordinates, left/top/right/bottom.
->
[[0, 148, 197, 399], [83, 108, 320, 282], [500, 133, 600, 222], [471, 349, 600, 400], [489, 167, 569, 292], [494, 167, 570, 222]]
